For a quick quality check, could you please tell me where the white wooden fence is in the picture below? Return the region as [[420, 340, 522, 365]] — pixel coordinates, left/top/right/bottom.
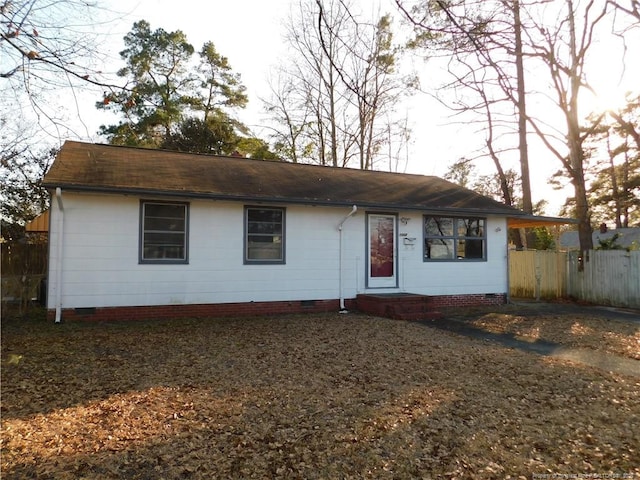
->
[[566, 250, 640, 309], [509, 250, 640, 309]]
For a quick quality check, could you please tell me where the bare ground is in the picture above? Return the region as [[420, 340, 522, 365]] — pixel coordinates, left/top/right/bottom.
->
[[1, 307, 639, 479]]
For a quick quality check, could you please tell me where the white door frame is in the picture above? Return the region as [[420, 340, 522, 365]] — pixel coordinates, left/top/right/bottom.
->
[[366, 213, 398, 288]]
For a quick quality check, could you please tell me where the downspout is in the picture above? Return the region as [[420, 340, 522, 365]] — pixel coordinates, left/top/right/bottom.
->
[[506, 243, 511, 304], [54, 188, 64, 323], [505, 222, 512, 304], [338, 205, 358, 313]]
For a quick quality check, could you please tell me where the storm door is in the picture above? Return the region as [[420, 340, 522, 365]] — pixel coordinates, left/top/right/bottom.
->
[[367, 214, 397, 288]]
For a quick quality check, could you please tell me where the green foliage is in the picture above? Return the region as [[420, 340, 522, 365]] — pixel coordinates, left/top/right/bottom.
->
[[196, 42, 248, 113], [578, 92, 640, 228], [162, 117, 239, 155], [596, 233, 625, 250], [97, 21, 195, 146], [97, 21, 255, 155], [443, 158, 474, 188], [553, 92, 640, 229], [532, 227, 555, 251], [236, 138, 280, 160]]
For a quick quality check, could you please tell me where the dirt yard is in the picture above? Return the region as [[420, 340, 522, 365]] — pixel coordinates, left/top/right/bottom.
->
[[1, 306, 639, 479]]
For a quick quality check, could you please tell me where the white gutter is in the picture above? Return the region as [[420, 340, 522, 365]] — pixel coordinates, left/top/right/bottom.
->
[[54, 187, 64, 323], [338, 205, 358, 313]]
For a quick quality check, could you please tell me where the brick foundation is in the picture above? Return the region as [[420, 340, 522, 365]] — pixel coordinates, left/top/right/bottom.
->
[[47, 293, 506, 323], [427, 293, 507, 309], [48, 298, 356, 322]]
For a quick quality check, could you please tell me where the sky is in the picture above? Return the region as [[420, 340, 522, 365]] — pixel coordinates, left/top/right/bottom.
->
[[59, 0, 640, 217]]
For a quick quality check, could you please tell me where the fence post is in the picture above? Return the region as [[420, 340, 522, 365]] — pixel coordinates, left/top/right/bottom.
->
[[534, 251, 541, 301]]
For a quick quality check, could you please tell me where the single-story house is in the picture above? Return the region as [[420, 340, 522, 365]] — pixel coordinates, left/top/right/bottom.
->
[[42, 140, 566, 322]]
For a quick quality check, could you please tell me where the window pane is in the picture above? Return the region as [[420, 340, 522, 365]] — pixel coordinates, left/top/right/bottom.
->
[[247, 209, 283, 236], [457, 239, 484, 259], [145, 204, 185, 219], [144, 217, 185, 232], [248, 237, 282, 259], [248, 221, 282, 235], [425, 238, 454, 259], [458, 218, 484, 237], [144, 232, 185, 246], [141, 202, 187, 262], [143, 245, 185, 259], [246, 207, 284, 262], [425, 217, 453, 236], [249, 209, 283, 223], [248, 234, 282, 244]]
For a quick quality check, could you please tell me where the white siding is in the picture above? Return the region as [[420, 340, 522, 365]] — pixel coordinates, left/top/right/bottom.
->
[[48, 192, 509, 309], [392, 213, 508, 296]]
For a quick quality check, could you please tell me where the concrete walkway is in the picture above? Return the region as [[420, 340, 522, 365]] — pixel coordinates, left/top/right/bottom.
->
[[419, 317, 640, 379]]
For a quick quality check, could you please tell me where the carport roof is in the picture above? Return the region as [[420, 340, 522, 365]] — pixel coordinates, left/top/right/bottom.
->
[[507, 214, 577, 229], [43, 141, 555, 220]]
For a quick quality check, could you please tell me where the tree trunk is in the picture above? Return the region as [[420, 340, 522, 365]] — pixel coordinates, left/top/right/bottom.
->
[[606, 133, 623, 228], [513, 0, 537, 250], [514, 0, 532, 214], [567, 0, 593, 253], [567, 123, 593, 253], [573, 171, 593, 252]]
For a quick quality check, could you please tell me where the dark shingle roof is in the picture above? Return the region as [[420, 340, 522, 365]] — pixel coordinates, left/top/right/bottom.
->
[[43, 141, 524, 216]]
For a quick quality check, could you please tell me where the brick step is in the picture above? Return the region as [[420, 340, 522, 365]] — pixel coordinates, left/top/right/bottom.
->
[[385, 302, 432, 314], [391, 310, 443, 321], [385, 303, 442, 321], [356, 293, 439, 320]]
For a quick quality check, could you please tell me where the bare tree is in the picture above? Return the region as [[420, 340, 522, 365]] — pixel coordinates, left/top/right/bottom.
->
[[264, 70, 314, 163], [397, 0, 534, 214], [607, 0, 640, 20], [321, 11, 407, 169], [1, 0, 122, 136], [1, 0, 122, 225], [265, 0, 412, 170]]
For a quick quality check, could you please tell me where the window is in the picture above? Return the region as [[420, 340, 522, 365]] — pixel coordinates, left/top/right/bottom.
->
[[140, 201, 188, 263], [245, 207, 285, 264], [424, 216, 486, 261]]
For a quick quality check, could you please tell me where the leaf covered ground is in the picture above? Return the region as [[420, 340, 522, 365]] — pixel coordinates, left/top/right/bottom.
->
[[455, 304, 640, 360], [1, 307, 639, 479]]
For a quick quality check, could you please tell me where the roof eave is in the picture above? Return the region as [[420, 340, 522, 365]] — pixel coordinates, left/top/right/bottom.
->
[[43, 184, 521, 216]]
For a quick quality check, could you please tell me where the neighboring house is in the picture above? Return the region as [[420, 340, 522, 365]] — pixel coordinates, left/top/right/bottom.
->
[[560, 227, 640, 251], [42, 141, 563, 322]]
